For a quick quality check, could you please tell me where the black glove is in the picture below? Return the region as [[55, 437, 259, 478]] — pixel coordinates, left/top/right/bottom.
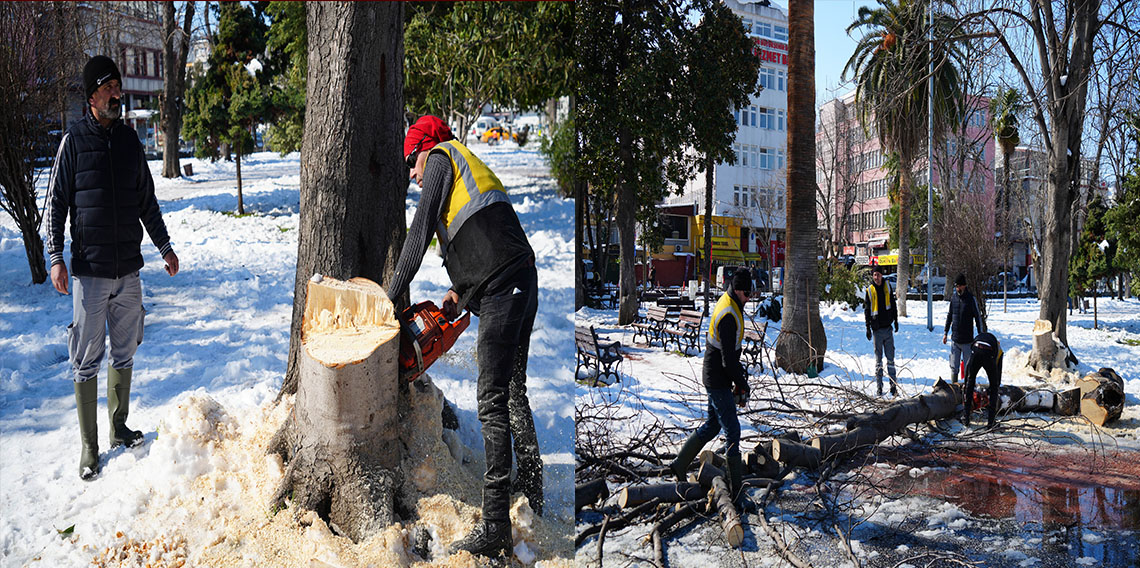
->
[[866, 326, 873, 341], [894, 321, 899, 332]]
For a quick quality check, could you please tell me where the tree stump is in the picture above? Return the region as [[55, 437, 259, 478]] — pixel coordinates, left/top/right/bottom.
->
[[269, 276, 406, 542], [1077, 368, 1126, 426], [1028, 319, 1058, 373]]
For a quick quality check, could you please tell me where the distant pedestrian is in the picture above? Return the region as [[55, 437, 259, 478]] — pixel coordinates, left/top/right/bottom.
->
[[648, 265, 657, 289], [962, 332, 1003, 428], [943, 273, 985, 382], [863, 266, 899, 396]]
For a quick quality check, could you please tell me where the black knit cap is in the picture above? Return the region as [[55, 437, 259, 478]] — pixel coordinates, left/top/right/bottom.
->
[[732, 269, 753, 292], [871, 265, 884, 275], [83, 55, 121, 99], [955, 273, 967, 286]]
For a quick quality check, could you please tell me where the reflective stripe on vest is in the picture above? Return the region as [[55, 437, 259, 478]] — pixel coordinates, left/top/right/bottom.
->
[[707, 292, 743, 351], [431, 141, 511, 253], [866, 282, 892, 317]]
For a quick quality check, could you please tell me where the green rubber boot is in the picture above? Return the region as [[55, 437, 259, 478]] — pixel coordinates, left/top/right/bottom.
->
[[107, 366, 143, 448], [74, 379, 100, 480], [727, 452, 745, 505], [668, 434, 707, 482]]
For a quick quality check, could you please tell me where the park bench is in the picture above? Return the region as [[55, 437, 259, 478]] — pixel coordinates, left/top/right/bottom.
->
[[663, 309, 704, 355], [575, 325, 623, 385], [742, 319, 769, 372], [632, 305, 670, 346], [657, 296, 695, 310]]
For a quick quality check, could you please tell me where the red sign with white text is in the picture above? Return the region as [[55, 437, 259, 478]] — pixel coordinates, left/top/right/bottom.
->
[[752, 37, 788, 66]]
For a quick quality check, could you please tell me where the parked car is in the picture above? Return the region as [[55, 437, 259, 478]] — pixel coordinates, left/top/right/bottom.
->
[[468, 116, 499, 140], [481, 126, 514, 145]]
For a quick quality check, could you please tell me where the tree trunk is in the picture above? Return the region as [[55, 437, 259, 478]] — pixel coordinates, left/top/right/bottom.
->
[[1028, 319, 1057, 374], [618, 482, 704, 508], [282, 1, 406, 397], [775, 0, 826, 374], [616, 127, 639, 325], [235, 148, 244, 215], [710, 475, 743, 548], [161, 1, 195, 179], [703, 154, 714, 315], [20, 222, 47, 284], [775, 380, 962, 469], [270, 276, 403, 541]]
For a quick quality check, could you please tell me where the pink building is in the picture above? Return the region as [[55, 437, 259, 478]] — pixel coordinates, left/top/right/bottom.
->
[[817, 92, 995, 268]]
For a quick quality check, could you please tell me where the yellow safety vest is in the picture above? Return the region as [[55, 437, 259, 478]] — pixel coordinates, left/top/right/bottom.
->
[[707, 292, 743, 351], [865, 282, 892, 317], [430, 140, 511, 254]]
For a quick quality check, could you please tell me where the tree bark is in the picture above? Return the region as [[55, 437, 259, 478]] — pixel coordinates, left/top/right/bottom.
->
[[576, 478, 609, 512], [710, 475, 743, 548], [1077, 368, 1126, 426], [269, 276, 404, 542], [618, 482, 705, 508], [1027, 318, 1059, 374], [161, 1, 195, 179], [616, 126, 639, 325], [775, 0, 826, 374], [703, 155, 714, 316], [235, 147, 244, 214], [282, 1, 406, 397]]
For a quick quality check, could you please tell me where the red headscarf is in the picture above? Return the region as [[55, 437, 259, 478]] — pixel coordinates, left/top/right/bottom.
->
[[404, 115, 454, 161]]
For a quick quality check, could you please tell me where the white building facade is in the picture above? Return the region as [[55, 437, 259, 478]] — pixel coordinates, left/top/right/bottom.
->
[[666, 0, 790, 264]]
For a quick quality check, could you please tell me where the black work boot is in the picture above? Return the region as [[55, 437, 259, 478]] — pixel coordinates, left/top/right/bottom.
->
[[448, 520, 511, 558], [876, 374, 883, 397], [74, 379, 100, 480], [890, 377, 898, 397], [668, 434, 706, 482], [107, 366, 143, 448]]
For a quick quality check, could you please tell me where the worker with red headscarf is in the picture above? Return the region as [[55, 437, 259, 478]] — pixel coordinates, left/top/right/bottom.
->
[[387, 115, 541, 559]]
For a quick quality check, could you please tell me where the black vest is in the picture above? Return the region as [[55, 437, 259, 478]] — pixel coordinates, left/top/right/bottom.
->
[[66, 113, 155, 278]]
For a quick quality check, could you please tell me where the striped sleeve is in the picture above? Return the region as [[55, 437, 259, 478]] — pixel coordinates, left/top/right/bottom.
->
[[45, 133, 73, 267]]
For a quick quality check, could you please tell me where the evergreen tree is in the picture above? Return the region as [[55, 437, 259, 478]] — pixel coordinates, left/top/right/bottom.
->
[[264, 1, 306, 155]]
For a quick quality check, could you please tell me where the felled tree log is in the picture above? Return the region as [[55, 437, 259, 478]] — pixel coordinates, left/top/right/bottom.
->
[[576, 478, 610, 512], [268, 276, 403, 542], [710, 476, 744, 548], [1077, 368, 1126, 426], [618, 482, 705, 508], [650, 500, 702, 568], [770, 439, 821, 469], [745, 446, 781, 478]]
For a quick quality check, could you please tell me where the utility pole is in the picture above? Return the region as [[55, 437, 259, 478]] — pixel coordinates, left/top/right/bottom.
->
[[925, 0, 934, 332]]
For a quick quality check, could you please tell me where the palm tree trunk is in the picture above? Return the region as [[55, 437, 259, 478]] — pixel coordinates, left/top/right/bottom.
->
[[774, 0, 826, 373], [703, 155, 714, 315]]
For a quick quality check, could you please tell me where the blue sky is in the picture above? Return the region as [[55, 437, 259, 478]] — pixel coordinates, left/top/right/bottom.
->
[[809, 0, 875, 103]]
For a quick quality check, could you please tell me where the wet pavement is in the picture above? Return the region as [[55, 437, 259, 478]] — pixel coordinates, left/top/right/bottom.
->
[[859, 445, 1140, 567]]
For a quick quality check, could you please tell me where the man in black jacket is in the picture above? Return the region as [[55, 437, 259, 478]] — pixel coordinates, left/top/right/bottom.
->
[[668, 270, 752, 503], [388, 115, 541, 559], [47, 56, 180, 480], [943, 273, 985, 382], [864, 266, 899, 396]]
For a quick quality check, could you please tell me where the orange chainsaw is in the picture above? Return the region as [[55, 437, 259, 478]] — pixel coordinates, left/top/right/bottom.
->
[[398, 301, 471, 382]]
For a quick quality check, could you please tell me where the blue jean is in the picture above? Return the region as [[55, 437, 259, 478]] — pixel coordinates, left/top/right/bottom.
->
[[693, 387, 741, 459]]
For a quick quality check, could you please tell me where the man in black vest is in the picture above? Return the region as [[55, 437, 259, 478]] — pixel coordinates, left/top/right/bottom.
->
[[46, 56, 180, 480], [863, 266, 899, 396], [943, 273, 985, 382], [387, 116, 541, 559]]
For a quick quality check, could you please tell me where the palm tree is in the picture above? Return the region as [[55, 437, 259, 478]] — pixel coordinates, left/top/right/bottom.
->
[[775, 0, 826, 374], [843, 0, 964, 318], [989, 87, 1024, 311]]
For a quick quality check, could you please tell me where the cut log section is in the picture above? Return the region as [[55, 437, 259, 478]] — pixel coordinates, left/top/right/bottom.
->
[[710, 476, 744, 548], [771, 439, 821, 470], [1077, 368, 1126, 426], [745, 447, 781, 478], [576, 478, 610, 512], [1028, 319, 1058, 373], [618, 482, 706, 508], [269, 275, 404, 542]]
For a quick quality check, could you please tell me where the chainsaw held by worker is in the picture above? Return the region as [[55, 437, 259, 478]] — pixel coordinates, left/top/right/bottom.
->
[[398, 300, 471, 382]]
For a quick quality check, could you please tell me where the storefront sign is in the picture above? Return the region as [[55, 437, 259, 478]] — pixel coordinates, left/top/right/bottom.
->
[[752, 38, 788, 66], [875, 254, 926, 266], [769, 240, 785, 264], [842, 246, 856, 255]]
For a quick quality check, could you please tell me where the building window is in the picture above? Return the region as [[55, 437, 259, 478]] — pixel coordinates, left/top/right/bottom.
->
[[664, 214, 689, 241], [146, 51, 155, 77], [750, 106, 757, 127], [774, 25, 788, 42], [757, 21, 772, 38]]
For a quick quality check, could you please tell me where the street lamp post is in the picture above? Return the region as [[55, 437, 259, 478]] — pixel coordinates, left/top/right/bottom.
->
[[926, 0, 934, 332]]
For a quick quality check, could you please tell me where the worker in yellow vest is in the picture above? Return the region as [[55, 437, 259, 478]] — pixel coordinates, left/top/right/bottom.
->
[[668, 270, 753, 502], [863, 266, 899, 396], [388, 116, 540, 559]]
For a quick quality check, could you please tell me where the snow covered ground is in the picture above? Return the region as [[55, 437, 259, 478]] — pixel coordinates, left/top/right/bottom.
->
[[0, 142, 575, 566], [576, 292, 1140, 567]]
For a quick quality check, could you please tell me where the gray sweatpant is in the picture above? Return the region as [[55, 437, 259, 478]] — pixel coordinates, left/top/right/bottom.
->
[[68, 272, 144, 383], [949, 341, 972, 382]]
